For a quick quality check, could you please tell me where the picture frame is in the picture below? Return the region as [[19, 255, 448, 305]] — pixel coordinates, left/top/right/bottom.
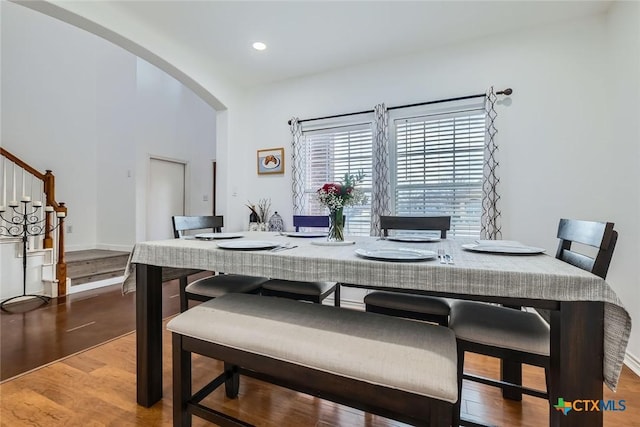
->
[[257, 147, 284, 175]]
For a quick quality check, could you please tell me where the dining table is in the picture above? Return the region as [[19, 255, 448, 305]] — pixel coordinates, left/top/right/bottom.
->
[[122, 231, 631, 427]]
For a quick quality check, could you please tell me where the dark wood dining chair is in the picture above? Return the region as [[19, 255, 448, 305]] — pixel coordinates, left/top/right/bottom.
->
[[449, 218, 618, 425], [260, 215, 340, 306], [363, 215, 452, 326], [172, 215, 269, 312]]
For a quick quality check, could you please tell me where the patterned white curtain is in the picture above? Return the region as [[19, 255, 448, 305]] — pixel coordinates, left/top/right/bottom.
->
[[290, 117, 305, 214], [370, 103, 391, 236], [480, 87, 502, 240]]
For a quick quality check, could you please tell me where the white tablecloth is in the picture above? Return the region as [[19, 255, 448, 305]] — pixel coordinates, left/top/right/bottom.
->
[[123, 232, 631, 390]]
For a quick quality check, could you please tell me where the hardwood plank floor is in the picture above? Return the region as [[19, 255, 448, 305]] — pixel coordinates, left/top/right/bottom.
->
[[1, 279, 183, 381], [1, 283, 639, 426]]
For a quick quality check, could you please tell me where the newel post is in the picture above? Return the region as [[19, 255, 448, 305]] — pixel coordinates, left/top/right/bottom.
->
[[43, 170, 55, 249]]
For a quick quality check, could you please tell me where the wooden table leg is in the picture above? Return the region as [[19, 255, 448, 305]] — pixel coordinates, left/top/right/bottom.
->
[[500, 304, 523, 400], [549, 301, 604, 427], [136, 263, 163, 407]]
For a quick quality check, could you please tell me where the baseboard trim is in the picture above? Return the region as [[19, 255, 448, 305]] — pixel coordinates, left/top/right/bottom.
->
[[68, 276, 123, 294], [65, 244, 96, 252], [96, 243, 134, 252], [67, 244, 133, 253], [625, 352, 640, 377]]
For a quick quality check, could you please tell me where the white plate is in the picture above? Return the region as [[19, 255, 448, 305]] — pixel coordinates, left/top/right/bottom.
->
[[262, 156, 281, 169], [281, 231, 328, 238], [386, 235, 441, 243], [217, 240, 280, 250], [310, 240, 356, 246], [195, 232, 244, 240], [355, 248, 437, 261], [461, 243, 546, 254]]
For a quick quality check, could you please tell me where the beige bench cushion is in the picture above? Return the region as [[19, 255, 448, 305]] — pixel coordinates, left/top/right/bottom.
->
[[167, 293, 458, 403], [450, 301, 550, 356]]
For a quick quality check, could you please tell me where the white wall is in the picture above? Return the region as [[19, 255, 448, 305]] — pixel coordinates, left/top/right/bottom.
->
[[133, 59, 217, 243], [95, 42, 138, 250], [2, 2, 99, 248], [604, 0, 640, 364], [1, 1, 217, 252], [234, 14, 614, 234], [231, 6, 640, 358]]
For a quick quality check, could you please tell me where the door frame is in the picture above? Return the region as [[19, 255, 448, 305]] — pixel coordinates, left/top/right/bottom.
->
[[146, 155, 190, 240], [212, 160, 217, 215]]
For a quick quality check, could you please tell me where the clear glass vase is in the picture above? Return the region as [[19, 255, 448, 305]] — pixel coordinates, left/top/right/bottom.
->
[[327, 208, 345, 242]]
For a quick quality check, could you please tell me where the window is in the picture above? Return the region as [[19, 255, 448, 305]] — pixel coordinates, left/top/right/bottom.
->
[[298, 102, 486, 238], [392, 107, 485, 237], [301, 122, 373, 235]]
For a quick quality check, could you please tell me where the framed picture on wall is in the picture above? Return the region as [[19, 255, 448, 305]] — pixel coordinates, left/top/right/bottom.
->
[[257, 147, 284, 175]]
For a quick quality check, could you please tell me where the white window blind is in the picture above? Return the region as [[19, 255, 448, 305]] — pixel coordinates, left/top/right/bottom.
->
[[302, 123, 373, 235], [393, 109, 485, 237]]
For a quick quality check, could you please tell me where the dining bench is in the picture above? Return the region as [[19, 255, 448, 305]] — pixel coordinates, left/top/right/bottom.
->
[[167, 293, 459, 426]]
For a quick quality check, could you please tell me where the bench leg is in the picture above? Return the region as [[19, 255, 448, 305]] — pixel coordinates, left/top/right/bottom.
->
[[452, 343, 465, 427], [224, 363, 240, 398], [430, 402, 453, 426], [173, 333, 192, 427], [333, 284, 341, 307]]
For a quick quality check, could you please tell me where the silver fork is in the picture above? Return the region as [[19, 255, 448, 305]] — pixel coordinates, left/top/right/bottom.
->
[[271, 244, 297, 252]]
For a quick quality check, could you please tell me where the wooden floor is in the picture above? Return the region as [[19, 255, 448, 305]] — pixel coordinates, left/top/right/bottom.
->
[[0, 279, 181, 380], [1, 283, 639, 426]]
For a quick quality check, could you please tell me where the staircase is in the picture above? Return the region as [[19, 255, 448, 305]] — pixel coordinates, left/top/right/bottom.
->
[[66, 250, 130, 288], [1, 148, 68, 301]]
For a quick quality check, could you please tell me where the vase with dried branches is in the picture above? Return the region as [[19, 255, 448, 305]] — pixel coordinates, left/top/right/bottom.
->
[[246, 198, 271, 231]]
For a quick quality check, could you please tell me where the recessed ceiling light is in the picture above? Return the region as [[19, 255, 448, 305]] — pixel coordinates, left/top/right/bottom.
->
[[252, 42, 267, 51]]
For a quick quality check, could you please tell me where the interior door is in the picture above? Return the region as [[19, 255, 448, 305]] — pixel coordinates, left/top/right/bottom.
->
[[147, 158, 185, 240]]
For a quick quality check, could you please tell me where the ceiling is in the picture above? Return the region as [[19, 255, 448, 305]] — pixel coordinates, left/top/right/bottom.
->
[[105, 1, 612, 87]]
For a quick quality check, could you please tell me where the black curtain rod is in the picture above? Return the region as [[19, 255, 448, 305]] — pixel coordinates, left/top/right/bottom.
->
[[287, 88, 512, 125]]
